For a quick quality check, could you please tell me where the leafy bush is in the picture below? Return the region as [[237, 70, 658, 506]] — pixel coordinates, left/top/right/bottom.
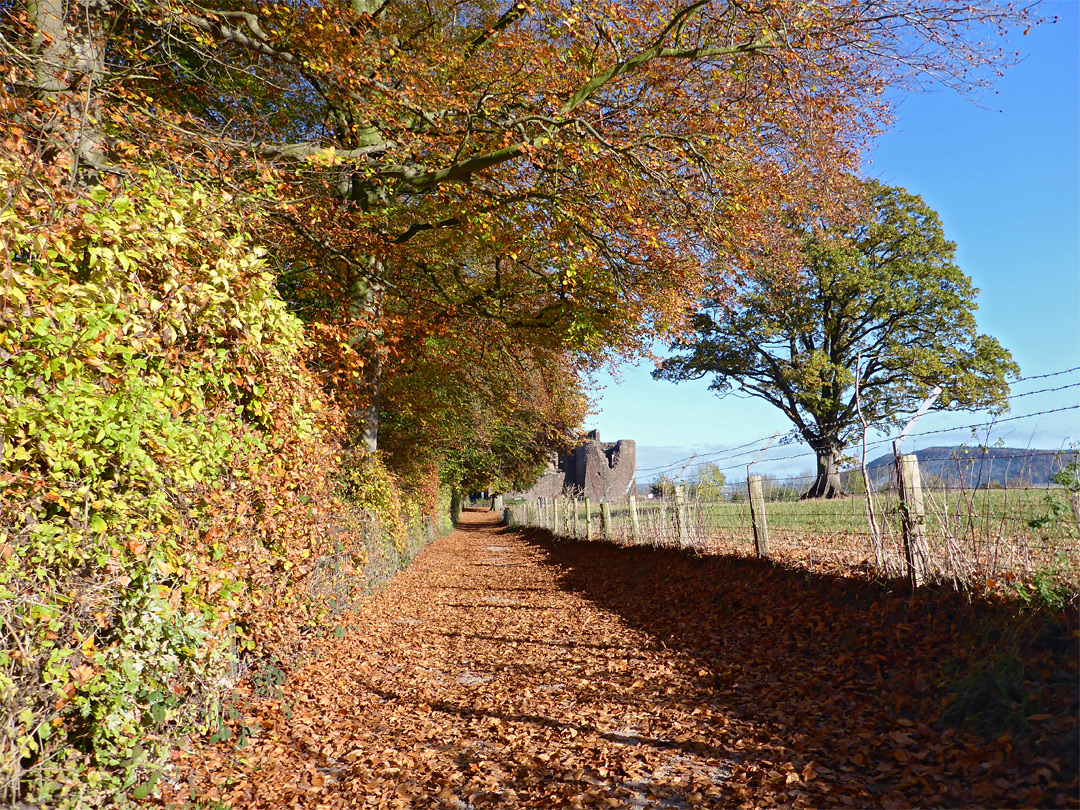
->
[[0, 164, 389, 807], [0, 153, 455, 808]]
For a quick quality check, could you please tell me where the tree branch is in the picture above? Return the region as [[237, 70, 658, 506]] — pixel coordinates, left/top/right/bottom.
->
[[257, 140, 394, 162], [465, 1, 534, 62], [560, 35, 777, 118], [391, 217, 461, 244]]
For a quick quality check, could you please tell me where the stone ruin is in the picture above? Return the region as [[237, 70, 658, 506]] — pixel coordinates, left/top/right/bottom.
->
[[514, 430, 636, 503]]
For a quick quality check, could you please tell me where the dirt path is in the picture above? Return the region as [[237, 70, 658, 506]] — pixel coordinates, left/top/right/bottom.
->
[[173, 510, 1078, 809]]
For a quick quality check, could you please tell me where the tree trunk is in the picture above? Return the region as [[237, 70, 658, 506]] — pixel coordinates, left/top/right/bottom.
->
[[347, 269, 383, 452], [28, 0, 109, 180], [803, 442, 846, 499]]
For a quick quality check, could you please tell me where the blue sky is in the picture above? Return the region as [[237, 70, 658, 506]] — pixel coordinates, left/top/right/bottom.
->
[[591, 1, 1080, 484]]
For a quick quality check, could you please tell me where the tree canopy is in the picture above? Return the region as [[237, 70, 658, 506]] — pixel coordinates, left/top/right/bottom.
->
[[654, 179, 1019, 498], [377, 323, 589, 493], [2, 0, 1033, 482], [688, 463, 728, 501]]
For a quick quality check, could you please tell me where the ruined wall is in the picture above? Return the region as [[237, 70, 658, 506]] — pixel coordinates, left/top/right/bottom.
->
[[574, 437, 636, 501], [513, 430, 636, 502], [522, 452, 568, 500]]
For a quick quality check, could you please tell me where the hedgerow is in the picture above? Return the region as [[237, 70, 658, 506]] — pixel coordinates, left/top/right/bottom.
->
[[0, 163, 443, 807]]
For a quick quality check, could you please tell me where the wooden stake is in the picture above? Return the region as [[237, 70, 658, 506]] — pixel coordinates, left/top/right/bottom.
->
[[897, 453, 931, 587], [628, 494, 641, 545], [747, 475, 769, 557], [673, 485, 690, 548]]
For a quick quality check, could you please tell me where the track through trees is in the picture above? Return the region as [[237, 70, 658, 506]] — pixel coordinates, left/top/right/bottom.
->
[[174, 510, 1078, 809]]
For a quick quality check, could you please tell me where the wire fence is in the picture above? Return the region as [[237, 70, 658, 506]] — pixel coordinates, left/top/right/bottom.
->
[[507, 475, 1079, 589], [506, 364, 1080, 591]]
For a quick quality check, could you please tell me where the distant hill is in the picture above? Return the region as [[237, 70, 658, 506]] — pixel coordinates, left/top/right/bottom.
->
[[864, 446, 1078, 489]]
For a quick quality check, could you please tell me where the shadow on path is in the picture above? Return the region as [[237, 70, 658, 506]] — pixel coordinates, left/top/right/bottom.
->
[[527, 530, 1079, 808]]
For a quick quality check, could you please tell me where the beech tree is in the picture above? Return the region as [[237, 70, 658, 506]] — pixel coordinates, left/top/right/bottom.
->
[[654, 180, 1019, 499], [376, 322, 590, 493], [2, 0, 1032, 462]]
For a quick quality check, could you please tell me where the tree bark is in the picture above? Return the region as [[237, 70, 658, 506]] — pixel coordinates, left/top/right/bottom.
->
[[28, 0, 109, 179], [803, 442, 846, 499], [347, 269, 383, 453]]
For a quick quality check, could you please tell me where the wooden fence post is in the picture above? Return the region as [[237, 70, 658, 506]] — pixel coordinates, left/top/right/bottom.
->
[[897, 453, 931, 587], [1070, 490, 1080, 538], [673, 485, 690, 548], [572, 497, 579, 538], [600, 503, 611, 540], [628, 494, 641, 545], [747, 475, 770, 557], [585, 497, 594, 541]]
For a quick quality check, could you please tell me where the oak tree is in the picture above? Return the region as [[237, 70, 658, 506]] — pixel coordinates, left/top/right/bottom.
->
[[654, 180, 1018, 498]]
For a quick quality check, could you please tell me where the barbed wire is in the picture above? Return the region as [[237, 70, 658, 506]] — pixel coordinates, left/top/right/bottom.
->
[[639, 452, 1078, 488], [723, 450, 1079, 486], [633, 430, 795, 475], [725, 405, 1080, 476], [639, 401, 1080, 482], [902, 449, 1079, 462], [1013, 366, 1080, 384], [901, 404, 1079, 440], [1007, 381, 1080, 400], [636, 373, 1079, 479]]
